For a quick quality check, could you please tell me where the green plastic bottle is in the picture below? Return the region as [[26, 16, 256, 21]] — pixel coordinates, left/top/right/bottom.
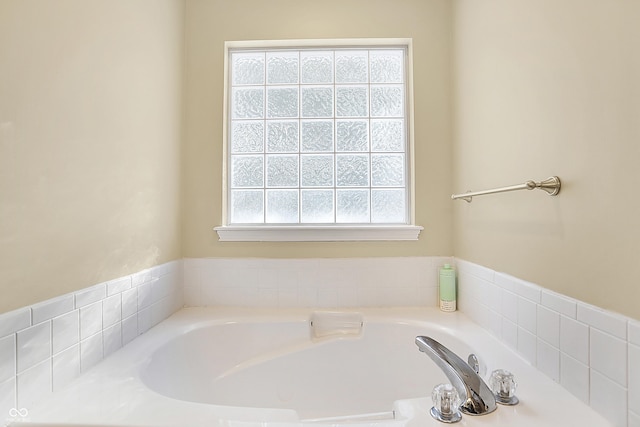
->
[[439, 264, 456, 312]]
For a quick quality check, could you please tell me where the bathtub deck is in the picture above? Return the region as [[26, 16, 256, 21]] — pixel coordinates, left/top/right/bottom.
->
[[16, 307, 613, 427]]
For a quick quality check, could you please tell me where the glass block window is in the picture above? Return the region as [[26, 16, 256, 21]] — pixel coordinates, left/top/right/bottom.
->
[[228, 45, 409, 225]]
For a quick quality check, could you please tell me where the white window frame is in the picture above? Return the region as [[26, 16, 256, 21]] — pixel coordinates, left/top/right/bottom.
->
[[215, 39, 422, 242]]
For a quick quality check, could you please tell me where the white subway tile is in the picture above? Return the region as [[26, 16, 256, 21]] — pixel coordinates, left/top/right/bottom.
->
[[501, 290, 518, 323], [317, 288, 338, 308], [517, 327, 537, 365], [152, 275, 174, 303], [537, 305, 560, 348], [502, 318, 518, 350], [0, 377, 16, 424], [537, 339, 560, 382], [137, 307, 152, 335], [16, 321, 50, 374], [80, 302, 102, 340], [0, 308, 31, 338], [590, 328, 627, 387], [419, 285, 438, 308], [52, 310, 79, 355], [298, 288, 318, 307], [52, 344, 80, 392], [182, 263, 201, 288], [31, 294, 74, 324], [485, 282, 502, 313], [132, 268, 154, 287], [560, 353, 589, 404], [455, 259, 494, 282], [137, 281, 153, 310], [578, 303, 627, 340], [150, 298, 173, 326], [80, 332, 103, 372], [103, 323, 122, 358], [121, 315, 138, 346], [590, 369, 628, 427], [631, 321, 640, 346], [517, 296, 537, 334], [560, 316, 589, 365], [629, 344, 640, 413], [278, 288, 299, 308], [102, 294, 122, 329], [121, 288, 138, 318], [541, 290, 577, 318], [510, 277, 541, 303], [486, 309, 502, 339], [107, 276, 131, 296], [75, 284, 106, 308], [0, 334, 16, 383], [183, 286, 202, 307], [17, 359, 51, 411]]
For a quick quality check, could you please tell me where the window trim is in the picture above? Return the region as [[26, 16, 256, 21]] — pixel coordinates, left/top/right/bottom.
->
[[216, 38, 421, 242]]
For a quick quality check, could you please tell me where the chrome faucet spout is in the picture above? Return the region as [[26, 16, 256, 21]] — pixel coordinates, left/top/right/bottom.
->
[[415, 336, 497, 416]]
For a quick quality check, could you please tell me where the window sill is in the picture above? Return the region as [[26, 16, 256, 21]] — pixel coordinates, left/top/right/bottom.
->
[[214, 225, 423, 242]]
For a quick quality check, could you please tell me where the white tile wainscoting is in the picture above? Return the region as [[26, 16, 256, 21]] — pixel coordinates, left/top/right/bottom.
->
[[0, 261, 183, 424], [182, 257, 451, 309], [0, 256, 638, 427], [455, 259, 640, 427]]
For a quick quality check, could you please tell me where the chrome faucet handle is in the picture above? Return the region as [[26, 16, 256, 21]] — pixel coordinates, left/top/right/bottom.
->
[[415, 336, 497, 416]]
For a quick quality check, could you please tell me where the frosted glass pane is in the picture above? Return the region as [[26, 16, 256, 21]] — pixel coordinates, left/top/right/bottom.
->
[[372, 189, 405, 223], [371, 119, 403, 152], [336, 120, 368, 152], [232, 52, 265, 85], [336, 154, 369, 187], [301, 155, 334, 187], [301, 51, 333, 84], [301, 87, 333, 118], [371, 154, 404, 186], [335, 51, 368, 83], [232, 88, 264, 119], [267, 87, 298, 118], [301, 120, 333, 152], [336, 189, 369, 223], [336, 86, 368, 117], [267, 51, 299, 84], [371, 85, 403, 117], [266, 190, 299, 223], [231, 155, 264, 187], [230, 190, 264, 223], [266, 155, 299, 187], [267, 121, 298, 152], [301, 190, 334, 223], [370, 50, 404, 83], [231, 121, 264, 153]]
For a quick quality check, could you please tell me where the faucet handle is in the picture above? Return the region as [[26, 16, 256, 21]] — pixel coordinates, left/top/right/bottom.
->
[[489, 369, 519, 405], [431, 383, 462, 423]]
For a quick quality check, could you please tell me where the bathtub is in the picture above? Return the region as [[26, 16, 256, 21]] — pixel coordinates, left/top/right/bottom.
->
[[21, 307, 612, 427]]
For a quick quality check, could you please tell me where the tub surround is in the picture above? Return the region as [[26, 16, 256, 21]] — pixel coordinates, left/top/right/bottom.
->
[[0, 261, 183, 424], [455, 259, 640, 427], [1, 256, 639, 427], [14, 308, 614, 427]]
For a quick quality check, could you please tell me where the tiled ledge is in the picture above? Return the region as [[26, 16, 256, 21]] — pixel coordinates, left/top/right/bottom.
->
[[0, 261, 184, 423], [455, 259, 640, 427]]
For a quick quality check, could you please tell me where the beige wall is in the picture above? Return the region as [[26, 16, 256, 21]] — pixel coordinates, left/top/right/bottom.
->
[[452, 0, 640, 320], [0, 0, 184, 314], [182, 0, 454, 259]]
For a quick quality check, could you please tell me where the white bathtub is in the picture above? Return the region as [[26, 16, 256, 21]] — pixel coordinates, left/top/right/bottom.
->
[[22, 307, 612, 427]]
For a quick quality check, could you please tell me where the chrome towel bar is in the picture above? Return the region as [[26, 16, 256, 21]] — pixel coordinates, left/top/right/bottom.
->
[[452, 176, 561, 202]]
